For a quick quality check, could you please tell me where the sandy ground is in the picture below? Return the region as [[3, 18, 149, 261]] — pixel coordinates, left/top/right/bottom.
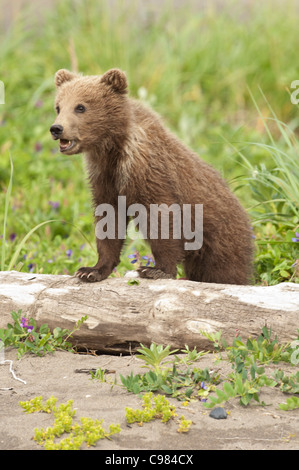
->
[[0, 348, 298, 452]]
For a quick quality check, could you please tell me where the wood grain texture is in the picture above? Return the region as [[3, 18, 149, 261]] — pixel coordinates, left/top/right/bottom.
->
[[0, 271, 298, 353]]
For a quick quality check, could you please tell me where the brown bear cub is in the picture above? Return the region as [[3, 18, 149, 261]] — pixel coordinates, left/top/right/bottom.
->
[[50, 68, 253, 285]]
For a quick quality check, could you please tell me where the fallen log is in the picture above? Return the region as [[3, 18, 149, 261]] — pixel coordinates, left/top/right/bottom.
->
[[0, 271, 298, 354]]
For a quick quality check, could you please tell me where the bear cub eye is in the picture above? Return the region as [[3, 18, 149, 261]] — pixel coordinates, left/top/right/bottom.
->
[[56, 105, 60, 114], [75, 104, 86, 113]]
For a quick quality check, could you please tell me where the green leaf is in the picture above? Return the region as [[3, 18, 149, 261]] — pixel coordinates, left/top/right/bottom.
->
[[235, 375, 244, 395], [185, 387, 194, 398], [132, 383, 141, 394], [160, 385, 173, 395], [215, 389, 227, 402], [53, 327, 63, 339], [223, 382, 235, 398], [240, 394, 251, 406], [39, 324, 50, 335], [37, 332, 51, 349]]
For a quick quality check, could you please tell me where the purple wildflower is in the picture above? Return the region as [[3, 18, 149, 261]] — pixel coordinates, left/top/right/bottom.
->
[[66, 249, 72, 258], [34, 142, 42, 152], [20, 317, 33, 332], [142, 255, 155, 267], [250, 226, 256, 239], [28, 263, 34, 272], [34, 99, 43, 108], [200, 382, 207, 390], [9, 233, 16, 242], [49, 201, 60, 210], [128, 251, 140, 264], [292, 232, 299, 243]]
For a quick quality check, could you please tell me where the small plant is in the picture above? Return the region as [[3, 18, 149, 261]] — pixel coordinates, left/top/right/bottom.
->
[[125, 393, 177, 425], [19, 395, 58, 414], [177, 415, 192, 433], [274, 370, 299, 394], [136, 343, 178, 373], [177, 345, 208, 364], [90, 367, 107, 382], [125, 393, 193, 433], [279, 396, 299, 411], [200, 330, 228, 352], [127, 278, 140, 286], [228, 327, 293, 367], [201, 327, 299, 409], [203, 371, 277, 409], [119, 343, 218, 401], [19, 396, 121, 450], [0, 310, 87, 358]]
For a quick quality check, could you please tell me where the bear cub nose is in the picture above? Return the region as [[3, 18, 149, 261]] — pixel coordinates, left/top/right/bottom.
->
[[50, 124, 64, 139]]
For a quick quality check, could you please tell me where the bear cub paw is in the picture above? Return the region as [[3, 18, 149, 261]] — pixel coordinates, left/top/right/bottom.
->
[[75, 267, 105, 282], [138, 267, 175, 280]]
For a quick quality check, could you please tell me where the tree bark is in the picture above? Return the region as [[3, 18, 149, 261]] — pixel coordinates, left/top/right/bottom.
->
[[0, 271, 298, 354]]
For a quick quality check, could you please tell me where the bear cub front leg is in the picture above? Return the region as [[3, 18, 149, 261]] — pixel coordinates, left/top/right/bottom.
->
[[75, 238, 123, 282]]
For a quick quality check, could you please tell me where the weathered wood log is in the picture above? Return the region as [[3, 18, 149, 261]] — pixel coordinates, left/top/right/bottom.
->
[[0, 271, 298, 354]]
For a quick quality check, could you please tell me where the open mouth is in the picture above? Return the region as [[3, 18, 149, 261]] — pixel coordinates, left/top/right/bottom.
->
[[59, 139, 76, 152]]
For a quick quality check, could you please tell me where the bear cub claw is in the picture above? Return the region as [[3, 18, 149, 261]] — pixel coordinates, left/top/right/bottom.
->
[[75, 267, 103, 282]]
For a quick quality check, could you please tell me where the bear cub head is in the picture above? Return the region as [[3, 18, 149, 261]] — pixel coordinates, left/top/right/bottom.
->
[[50, 68, 129, 155]]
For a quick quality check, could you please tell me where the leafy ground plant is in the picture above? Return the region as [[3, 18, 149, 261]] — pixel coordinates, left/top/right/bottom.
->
[[114, 328, 299, 412], [227, 326, 295, 370], [278, 396, 299, 411], [203, 371, 277, 409], [19, 396, 121, 450], [125, 392, 192, 433], [0, 310, 87, 358], [136, 343, 179, 373], [274, 370, 299, 394], [118, 343, 219, 400], [201, 327, 299, 410]]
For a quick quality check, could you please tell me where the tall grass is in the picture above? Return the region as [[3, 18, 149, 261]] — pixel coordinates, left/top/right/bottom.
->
[[1, 154, 13, 270], [233, 88, 299, 227], [228, 88, 299, 284]]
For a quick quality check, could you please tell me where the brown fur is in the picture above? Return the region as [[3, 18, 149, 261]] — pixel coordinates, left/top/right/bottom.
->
[[50, 68, 253, 284]]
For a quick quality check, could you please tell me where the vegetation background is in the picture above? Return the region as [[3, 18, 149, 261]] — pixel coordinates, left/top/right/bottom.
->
[[0, 0, 298, 285]]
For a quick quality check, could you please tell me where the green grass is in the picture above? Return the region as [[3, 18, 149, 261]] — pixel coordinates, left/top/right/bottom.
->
[[0, 0, 298, 284]]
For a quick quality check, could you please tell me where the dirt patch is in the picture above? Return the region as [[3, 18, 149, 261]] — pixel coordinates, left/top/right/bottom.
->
[[0, 349, 298, 451]]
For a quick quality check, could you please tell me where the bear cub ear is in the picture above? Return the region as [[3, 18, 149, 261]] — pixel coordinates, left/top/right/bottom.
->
[[55, 69, 77, 88], [100, 69, 128, 94]]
